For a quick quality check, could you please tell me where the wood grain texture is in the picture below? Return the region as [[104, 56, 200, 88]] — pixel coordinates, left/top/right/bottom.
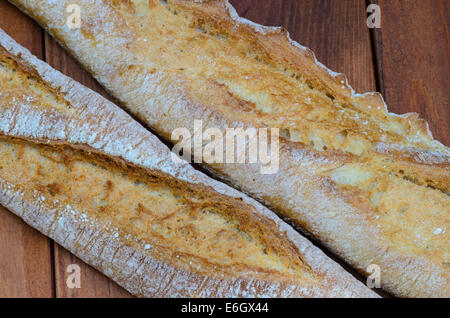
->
[[372, 0, 449, 145], [44, 35, 131, 298], [0, 0, 53, 298]]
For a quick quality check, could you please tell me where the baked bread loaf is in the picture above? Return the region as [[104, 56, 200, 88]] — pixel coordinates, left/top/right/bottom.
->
[[0, 28, 378, 297], [10, 0, 449, 297]]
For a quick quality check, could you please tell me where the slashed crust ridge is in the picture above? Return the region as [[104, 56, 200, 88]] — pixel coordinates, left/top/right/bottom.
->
[[0, 135, 313, 281], [114, 0, 447, 153]]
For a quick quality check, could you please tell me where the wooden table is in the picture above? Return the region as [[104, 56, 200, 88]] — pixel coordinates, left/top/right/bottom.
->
[[0, 0, 448, 297]]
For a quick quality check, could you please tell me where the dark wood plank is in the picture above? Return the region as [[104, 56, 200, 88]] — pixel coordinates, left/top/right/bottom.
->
[[44, 34, 131, 298], [372, 0, 449, 145], [0, 0, 54, 298], [0, 0, 43, 57], [230, 0, 377, 93]]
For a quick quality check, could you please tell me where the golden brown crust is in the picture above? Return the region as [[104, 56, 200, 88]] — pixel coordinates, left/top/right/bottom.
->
[[0, 135, 312, 280], [0, 27, 378, 297], [8, 0, 449, 297]]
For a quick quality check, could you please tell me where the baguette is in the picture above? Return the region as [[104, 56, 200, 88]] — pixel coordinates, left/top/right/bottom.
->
[[0, 28, 378, 297], [10, 0, 449, 297]]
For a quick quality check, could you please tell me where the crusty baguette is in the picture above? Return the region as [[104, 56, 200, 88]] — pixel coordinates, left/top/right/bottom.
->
[[0, 28, 379, 298], [9, 0, 448, 297]]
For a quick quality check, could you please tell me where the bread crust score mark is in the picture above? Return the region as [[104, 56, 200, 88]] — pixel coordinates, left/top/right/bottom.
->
[[8, 0, 449, 297], [0, 28, 378, 297]]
